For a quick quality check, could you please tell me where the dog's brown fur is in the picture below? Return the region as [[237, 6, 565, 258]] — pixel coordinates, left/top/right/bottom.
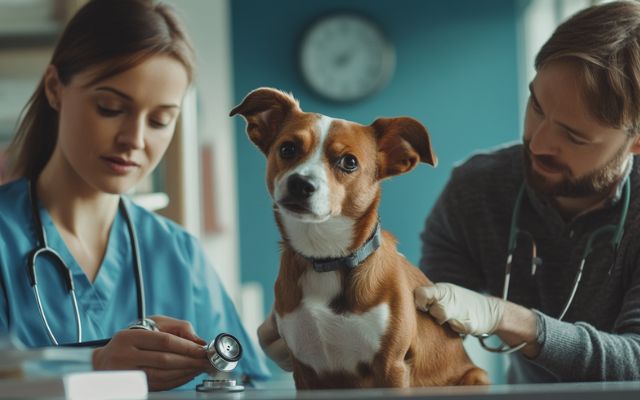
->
[[231, 87, 489, 388]]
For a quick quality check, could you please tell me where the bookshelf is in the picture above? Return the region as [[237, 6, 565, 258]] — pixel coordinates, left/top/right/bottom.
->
[[0, 0, 84, 184]]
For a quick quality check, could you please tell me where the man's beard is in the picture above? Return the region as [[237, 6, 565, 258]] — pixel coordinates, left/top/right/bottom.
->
[[523, 139, 629, 198]]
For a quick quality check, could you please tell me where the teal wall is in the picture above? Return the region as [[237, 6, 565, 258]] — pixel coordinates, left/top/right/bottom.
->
[[230, 0, 520, 381]]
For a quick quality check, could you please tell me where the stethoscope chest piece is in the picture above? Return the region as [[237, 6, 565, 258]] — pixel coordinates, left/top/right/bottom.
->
[[197, 333, 244, 393], [205, 333, 242, 372]]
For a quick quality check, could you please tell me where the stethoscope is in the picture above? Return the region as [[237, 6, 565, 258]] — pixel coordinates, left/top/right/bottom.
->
[[27, 180, 150, 346], [27, 180, 246, 392], [478, 176, 630, 354], [197, 333, 245, 393]]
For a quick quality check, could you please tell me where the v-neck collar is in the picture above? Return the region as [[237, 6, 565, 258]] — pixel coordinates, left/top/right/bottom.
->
[[36, 201, 129, 307]]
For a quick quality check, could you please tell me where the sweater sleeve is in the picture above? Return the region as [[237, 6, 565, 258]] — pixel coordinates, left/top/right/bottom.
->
[[422, 153, 640, 382], [419, 166, 486, 291], [530, 258, 640, 381]]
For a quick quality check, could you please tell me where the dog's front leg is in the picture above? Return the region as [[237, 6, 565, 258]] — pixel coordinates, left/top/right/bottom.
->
[[373, 357, 410, 388], [292, 363, 312, 390], [292, 360, 325, 390]]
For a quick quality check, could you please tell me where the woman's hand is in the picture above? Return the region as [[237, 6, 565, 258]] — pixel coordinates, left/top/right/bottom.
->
[[92, 316, 210, 391], [149, 315, 207, 346]]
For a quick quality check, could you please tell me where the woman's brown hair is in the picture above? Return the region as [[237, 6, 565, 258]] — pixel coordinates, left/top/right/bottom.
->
[[7, 0, 196, 179], [535, 1, 640, 135]]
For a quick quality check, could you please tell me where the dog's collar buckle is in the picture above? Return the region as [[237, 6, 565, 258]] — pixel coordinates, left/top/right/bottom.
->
[[304, 223, 382, 273]]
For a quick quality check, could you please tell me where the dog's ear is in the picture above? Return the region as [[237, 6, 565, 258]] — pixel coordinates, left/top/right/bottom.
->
[[372, 117, 437, 179], [229, 87, 300, 155]]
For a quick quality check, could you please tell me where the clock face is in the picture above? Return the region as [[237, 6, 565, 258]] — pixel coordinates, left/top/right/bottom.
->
[[299, 14, 395, 102]]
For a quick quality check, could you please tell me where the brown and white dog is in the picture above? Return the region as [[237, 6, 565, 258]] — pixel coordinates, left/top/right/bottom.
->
[[230, 88, 488, 389]]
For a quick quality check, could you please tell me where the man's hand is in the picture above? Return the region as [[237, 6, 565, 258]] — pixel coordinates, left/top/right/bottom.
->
[[414, 282, 505, 336], [92, 317, 210, 391], [257, 310, 292, 372]]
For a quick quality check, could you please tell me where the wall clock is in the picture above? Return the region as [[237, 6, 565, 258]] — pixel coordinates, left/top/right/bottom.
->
[[299, 13, 395, 102]]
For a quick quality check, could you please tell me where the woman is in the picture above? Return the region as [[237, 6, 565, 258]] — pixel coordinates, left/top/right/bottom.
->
[[0, 0, 268, 391]]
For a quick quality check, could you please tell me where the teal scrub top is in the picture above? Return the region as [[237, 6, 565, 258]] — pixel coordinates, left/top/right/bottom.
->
[[0, 178, 270, 384]]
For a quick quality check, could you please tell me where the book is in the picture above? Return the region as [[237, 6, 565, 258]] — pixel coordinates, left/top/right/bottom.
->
[[1, 336, 147, 399], [0, 370, 148, 399]]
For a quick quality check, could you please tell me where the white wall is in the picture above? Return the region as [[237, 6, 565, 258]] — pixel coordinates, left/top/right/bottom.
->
[[167, 2, 264, 345], [167, 0, 242, 304]]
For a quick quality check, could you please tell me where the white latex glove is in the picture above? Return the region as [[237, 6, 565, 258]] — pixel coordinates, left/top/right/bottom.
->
[[414, 282, 505, 336], [257, 310, 293, 372]]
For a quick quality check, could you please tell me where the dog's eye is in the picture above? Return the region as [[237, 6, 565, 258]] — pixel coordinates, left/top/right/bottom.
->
[[280, 141, 297, 160], [338, 154, 358, 172]]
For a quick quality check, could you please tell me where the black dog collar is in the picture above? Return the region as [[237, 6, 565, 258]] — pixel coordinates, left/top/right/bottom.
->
[[301, 223, 382, 273]]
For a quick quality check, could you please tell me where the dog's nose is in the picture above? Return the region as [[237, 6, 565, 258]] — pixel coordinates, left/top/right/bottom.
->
[[287, 174, 316, 199]]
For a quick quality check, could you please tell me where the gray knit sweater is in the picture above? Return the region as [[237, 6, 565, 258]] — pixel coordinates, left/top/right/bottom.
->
[[419, 143, 640, 383]]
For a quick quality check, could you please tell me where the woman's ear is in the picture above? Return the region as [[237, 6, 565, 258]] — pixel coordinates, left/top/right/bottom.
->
[[43, 65, 62, 111]]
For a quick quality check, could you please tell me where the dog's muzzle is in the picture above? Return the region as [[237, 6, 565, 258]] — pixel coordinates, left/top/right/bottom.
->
[[287, 173, 317, 199], [278, 173, 317, 214]]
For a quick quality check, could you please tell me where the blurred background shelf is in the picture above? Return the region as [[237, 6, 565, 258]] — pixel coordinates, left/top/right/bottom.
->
[[130, 192, 170, 212]]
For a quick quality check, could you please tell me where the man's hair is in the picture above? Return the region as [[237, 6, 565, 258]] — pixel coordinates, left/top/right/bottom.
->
[[535, 1, 640, 135]]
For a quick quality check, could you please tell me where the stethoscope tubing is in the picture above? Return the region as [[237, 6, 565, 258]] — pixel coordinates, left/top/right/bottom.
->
[[479, 177, 630, 353], [122, 197, 146, 323], [27, 180, 145, 346]]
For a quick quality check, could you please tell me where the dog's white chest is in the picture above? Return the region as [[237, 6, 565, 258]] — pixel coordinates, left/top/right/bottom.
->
[[276, 270, 390, 375]]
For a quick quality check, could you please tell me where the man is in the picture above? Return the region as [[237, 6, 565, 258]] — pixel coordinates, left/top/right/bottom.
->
[[415, 1, 640, 383]]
